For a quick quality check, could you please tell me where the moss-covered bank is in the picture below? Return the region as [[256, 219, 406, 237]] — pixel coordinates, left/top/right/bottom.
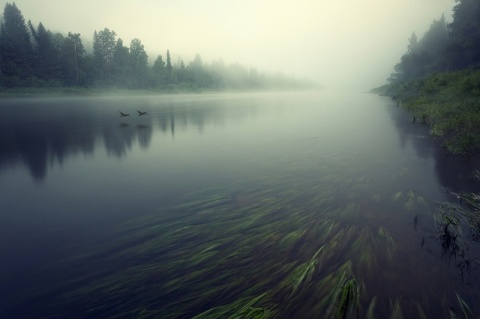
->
[[372, 69, 480, 155]]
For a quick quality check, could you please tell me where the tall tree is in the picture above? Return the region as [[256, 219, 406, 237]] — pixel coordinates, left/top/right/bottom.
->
[[187, 54, 210, 87], [152, 54, 166, 87], [447, 0, 480, 69], [93, 28, 117, 84], [60, 32, 85, 85], [166, 49, 173, 83], [389, 15, 450, 83], [0, 2, 33, 79], [30, 22, 61, 81], [176, 59, 186, 83], [112, 38, 129, 86], [407, 32, 418, 54], [128, 38, 148, 88]]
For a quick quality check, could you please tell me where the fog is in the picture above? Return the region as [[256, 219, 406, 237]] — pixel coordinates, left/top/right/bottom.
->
[[1, 0, 455, 90]]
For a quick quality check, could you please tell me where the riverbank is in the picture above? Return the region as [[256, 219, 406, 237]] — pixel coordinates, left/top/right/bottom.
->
[[372, 69, 480, 155]]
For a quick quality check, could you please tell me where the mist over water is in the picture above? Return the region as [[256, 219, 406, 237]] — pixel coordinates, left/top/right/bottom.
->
[[0, 91, 479, 318]]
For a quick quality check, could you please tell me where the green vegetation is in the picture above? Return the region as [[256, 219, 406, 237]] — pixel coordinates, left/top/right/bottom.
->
[[12, 172, 480, 318], [0, 3, 314, 92], [374, 0, 480, 155], [374, 69, 480, 154]]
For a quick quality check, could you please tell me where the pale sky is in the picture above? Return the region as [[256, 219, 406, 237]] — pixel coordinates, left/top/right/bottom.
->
[[1, 0, 455, 90]]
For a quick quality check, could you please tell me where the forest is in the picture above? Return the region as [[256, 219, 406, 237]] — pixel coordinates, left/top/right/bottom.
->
[[375, 0, 480, 155], [0, 2, 313, 91]]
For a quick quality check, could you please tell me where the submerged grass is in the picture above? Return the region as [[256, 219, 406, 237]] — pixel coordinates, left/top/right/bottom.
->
[[15, 177, 480, 318], [284, 245, 325, 297], [192, 293, 277, 319]]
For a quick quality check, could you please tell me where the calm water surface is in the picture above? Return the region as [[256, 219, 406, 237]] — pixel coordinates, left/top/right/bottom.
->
[[0, 91, 479, 318]]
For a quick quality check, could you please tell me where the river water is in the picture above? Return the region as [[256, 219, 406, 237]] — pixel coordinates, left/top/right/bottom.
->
[[0, 91, 479, 318]]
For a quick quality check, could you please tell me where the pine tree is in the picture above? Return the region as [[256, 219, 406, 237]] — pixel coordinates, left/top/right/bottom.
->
[[128, 38, 148, 88], [447, 0, 480, 69], [30, 22, 61, 81], [93, 28, 117, 84], [112, 38, 129, 86], [0, 2, 34, 80], [61, 32, 85, 85], [152, 55, 166, 87], [166, 49, 173, 82]]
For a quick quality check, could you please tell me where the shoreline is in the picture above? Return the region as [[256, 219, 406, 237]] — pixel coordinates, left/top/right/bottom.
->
[[372, 69, 480, 156], [0, 86, 320, 99]]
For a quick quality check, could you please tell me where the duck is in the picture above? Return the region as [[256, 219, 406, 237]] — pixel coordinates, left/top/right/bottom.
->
[[137, 110, 148, 116], [119, 111, 130, 117]]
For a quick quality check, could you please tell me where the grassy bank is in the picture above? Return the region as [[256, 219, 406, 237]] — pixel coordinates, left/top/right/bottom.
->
[[373, 69, 480, 155]]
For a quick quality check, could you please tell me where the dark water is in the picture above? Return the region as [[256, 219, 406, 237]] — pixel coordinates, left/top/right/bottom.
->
[[0, 91, 479, 318]]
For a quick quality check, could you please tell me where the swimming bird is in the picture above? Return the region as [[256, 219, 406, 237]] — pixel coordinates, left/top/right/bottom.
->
[[119, 111, 130, 117], [137, 110, 148, 116]]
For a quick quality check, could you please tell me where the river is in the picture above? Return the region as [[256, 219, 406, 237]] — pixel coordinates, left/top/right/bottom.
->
[[0, 91, 479, 318]]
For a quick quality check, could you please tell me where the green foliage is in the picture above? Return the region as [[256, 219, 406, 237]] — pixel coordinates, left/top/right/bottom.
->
[[112, 38, 130, 86], [447, 0, 480, 69], [0, 3, 314, 91], [381, 69, 480, 154], [0, 2, 33, 78], [388, 15, 449, 83], [61, 32, 86, 86], [128, 38, 148, 88], [380, 0, 480, 155], [389, 0, 480, 85], [93, 28, 117, 84]]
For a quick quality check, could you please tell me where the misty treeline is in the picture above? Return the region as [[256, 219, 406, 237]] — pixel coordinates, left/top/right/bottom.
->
[[381, 0, 480, 155], [388, 0, 480, 83], [0, 3, 313, 91]]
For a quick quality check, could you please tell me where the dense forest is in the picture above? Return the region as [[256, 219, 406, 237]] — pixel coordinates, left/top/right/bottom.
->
[[376, 0, 480, 155], [0, 2, 314, 91]]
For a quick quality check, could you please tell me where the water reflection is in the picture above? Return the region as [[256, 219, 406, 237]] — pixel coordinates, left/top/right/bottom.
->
[[0, 94, 259, 181], [386, 101, 480, 193], [1, 93, 477, 191], [1, 92, 479, 318]]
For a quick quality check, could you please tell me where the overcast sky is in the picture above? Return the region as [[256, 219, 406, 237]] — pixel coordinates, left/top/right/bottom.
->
[[1, 0, 455, 90]]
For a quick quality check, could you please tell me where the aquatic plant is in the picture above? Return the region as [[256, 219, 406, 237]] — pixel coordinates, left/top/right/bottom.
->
[[389, 299, 403, 319], [192, 293, 277, 319], [12, 178, 480, 318], [283, 245, 325, 297], [365, 296, 377, 319], [392, 191, 403, 201], [335, 277, 360, 319]]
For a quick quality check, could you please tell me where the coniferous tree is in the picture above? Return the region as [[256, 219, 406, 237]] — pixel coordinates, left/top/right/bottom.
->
[[0, 2, 311, 90], [60, 32, 85, 85], [31, 22, 61, 81], [0, 2, 33, 81], [407, 32, 418, 54], [176, 60, 186, 84], [93, 28, 117, 84], [187, 54, 211, 87], [446, 0, 480, 69], [152, 55, 166, 87], [389, 15, 450, 83], [112, 38, 129, 86], [128, 38, 148, 88], [166, 49, 173, 83]]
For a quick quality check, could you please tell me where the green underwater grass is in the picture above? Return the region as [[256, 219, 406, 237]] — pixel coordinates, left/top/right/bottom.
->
[[15, 173, 480, 318]]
